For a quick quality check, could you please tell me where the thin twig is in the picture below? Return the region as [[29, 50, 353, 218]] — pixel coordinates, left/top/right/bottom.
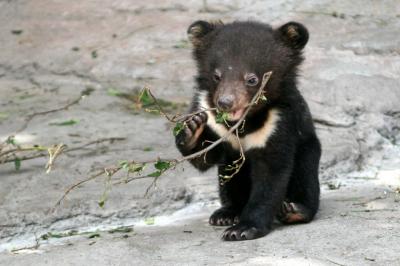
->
[[219, 128, 246, 185], [145, 88, 176, 122], [45, 144, 67, 173], [144, 87, 217, 123], [52, 169, 110, 212], [15, 89, 90, 134]]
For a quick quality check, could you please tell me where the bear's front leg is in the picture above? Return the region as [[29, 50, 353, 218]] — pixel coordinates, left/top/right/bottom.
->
[[175, 112, 208, 153], [175, 112, 224, 171], [222, 148, 294, 241]]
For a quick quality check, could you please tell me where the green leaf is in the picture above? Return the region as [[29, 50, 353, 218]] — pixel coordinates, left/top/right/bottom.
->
[[173, 122, 185, 136], [129, 163, 145, 173], [6, 136, 16, 146], [42, 230, 79, 239], [108, 226, 134, 234], [49, 119, 79, 126], [148, 171, 162, 178], [33, 144, 46, 151], [14, 157, 21, 171], [120, 161, 145, 173], [11, 29, 23, 35], [173, 39, 189, 49], [138, 88, 154, 107], [119, 160, 129, 169], [154, 160, 171, 171], [47, 232, 64, 239], [98, 183, 111, 208], [0, 112, 9, 120], [107, 88, 123, 97], [81, 87, 95, 96], [143, 147, 153, 152], [144, 217, 155, 225], [98, 200, 105, 208], [87, 233, 100, 239], [215, 111, 228, 124], [91, 50, 98, 59]]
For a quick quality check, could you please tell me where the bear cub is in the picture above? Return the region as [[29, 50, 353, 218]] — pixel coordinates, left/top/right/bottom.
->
[[175, 20, 321, 241]]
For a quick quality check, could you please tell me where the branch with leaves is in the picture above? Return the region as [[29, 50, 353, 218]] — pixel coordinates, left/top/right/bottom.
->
[[54, 71, 273, 209]]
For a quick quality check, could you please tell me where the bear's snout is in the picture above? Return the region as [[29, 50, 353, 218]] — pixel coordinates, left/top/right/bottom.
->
[[217, 95, 234, 111]]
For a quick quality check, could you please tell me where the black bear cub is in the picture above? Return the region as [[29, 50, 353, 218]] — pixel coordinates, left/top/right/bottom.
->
[[175, 20, 321, 241]]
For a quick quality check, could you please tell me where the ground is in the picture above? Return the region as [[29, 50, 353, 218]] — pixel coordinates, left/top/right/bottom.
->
[[0, 0, 399, 265]]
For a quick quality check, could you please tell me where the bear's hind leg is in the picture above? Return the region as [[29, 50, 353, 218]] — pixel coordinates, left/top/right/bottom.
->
[[277, 136, 321, 224]]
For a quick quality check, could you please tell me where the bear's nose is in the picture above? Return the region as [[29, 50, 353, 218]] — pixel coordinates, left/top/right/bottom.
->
[[217, 96, 234, 111]]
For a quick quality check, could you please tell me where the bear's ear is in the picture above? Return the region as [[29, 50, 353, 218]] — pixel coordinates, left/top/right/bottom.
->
[[276, 22, 309, 50], [187, 20, 223, 47]]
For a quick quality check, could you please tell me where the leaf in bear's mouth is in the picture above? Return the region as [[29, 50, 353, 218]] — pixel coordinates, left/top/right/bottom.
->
[[215, 110, 229, 124]]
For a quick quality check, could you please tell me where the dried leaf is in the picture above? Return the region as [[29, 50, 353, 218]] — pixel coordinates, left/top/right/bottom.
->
[[144, 217, 155, 225], [260, 95, 267, 102]]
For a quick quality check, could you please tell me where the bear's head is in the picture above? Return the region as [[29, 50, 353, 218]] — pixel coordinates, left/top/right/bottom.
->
[[188, 20, 308, 121]]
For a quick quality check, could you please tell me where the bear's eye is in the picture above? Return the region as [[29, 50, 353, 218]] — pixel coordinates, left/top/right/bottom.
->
[[245, 74, 259, 87], [213, 70, 222, 83]]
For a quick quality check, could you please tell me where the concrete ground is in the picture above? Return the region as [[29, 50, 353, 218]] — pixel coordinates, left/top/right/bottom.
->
[[0, 0, 399, 265]]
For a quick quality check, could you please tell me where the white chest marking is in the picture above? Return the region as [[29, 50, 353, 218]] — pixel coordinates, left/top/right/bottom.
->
[[197, 91, 280, 151]]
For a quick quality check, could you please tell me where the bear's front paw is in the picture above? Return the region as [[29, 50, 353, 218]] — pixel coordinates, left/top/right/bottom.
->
[[175, 112, 207, 151], [209, 207, 239, 226], [222, 222, 268, 241]]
